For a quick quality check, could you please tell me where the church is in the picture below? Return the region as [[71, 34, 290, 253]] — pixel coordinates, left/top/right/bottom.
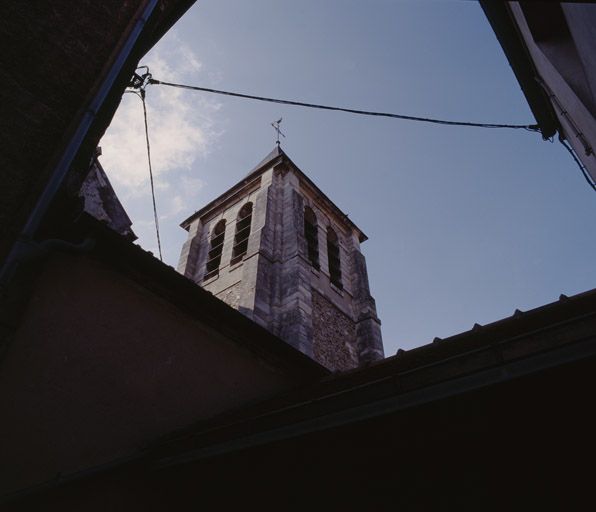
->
[[2, 1, 596, 509], [177, 144, 383, 371]]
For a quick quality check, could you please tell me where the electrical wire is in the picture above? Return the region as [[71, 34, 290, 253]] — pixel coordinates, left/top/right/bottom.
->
[[559, 136, 596, 192], [127, 72, 596, 207], [126, 89, 164, 260], [120, 70, 595, 262], [148, 78, 540, 132]]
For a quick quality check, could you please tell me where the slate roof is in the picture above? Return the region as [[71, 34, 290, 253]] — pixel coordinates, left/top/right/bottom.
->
[[245, 144, 285, 176], [80, 155, 136, 241], [180, 145, 369, 242]]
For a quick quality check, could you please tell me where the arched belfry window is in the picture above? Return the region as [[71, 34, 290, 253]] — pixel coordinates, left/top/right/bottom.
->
[[327, 227, 342, 289], [204, 219, 226, 280], [231, 203, 253, 265], [304, 207, 320, 269]]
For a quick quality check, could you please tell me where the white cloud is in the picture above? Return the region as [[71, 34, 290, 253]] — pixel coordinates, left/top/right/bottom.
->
[[100, 35, 220, 194], [161, 176, 205, 220], [98, 32, 221, 262], [163, 195, 185, 220]]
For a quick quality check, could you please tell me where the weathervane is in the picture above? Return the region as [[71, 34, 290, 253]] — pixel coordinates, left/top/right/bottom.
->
[[271, 117, 286, 146]]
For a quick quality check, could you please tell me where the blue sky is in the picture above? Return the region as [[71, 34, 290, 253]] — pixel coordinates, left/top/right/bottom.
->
[[100, 0, 596, 355]]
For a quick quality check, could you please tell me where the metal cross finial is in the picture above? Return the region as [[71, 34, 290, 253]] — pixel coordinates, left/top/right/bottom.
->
[[271, 117, 286, 146]]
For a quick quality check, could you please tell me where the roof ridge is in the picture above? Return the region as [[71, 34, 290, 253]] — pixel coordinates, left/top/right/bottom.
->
[[245, 145, 286, 176]]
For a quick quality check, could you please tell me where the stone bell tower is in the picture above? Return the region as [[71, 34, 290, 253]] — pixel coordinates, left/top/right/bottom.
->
[[178, 146, 384, 371]]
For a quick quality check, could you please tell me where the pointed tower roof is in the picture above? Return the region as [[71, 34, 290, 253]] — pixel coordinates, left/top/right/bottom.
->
[[180, 146, 368, 242], [246, 144, 286, 176]]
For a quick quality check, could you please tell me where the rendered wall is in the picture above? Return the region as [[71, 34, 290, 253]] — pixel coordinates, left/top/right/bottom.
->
[[0, 252, 302, 496]]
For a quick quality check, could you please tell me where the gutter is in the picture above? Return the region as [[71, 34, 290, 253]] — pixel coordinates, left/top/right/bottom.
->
[[0, 0, 159, 290]]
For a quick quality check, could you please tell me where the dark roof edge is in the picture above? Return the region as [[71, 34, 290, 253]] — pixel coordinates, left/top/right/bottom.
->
[[0, 210, 329, 505], [146, 286, 596, 470], [181, 148, 368, 243], [414, 287, 596, 355], [479, 1, 559, 139], [72, 213, 329, 380]]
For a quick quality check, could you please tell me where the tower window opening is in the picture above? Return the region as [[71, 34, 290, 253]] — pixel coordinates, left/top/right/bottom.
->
[[204, 219, 226, 281], [327, 227, 342, 289], [231, 203, 253, 265], [304, 207, 320, 269]]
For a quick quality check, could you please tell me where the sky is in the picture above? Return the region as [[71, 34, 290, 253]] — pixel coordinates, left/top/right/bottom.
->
[[100, 0, 596, 356]]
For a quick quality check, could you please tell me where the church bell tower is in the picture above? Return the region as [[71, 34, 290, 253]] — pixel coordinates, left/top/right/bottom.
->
[[178, 146, 383, 371]]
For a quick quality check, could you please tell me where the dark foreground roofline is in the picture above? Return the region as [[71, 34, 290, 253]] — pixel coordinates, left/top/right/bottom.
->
[[141, 283, 596, 468], [6, 221, 595, 501]]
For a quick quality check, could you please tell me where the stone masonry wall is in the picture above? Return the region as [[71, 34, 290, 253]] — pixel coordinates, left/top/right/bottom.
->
[[312, 289, 358, 371], [351, 250, 384, 362], [215, 282, 243, 310]]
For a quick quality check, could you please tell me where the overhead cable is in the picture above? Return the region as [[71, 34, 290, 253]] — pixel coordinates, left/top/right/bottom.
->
[[128, 71, 595, 196], [559, 136, 596, 192], [126, 87, 164, 260], [148, 78, 540, 132]]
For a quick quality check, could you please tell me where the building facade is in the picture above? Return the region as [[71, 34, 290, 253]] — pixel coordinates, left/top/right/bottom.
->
[[481, 2, 596, 183], [178, 146, 384, 371]]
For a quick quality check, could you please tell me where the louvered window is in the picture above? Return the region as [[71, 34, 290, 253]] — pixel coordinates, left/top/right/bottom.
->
[[327, 227, 342, 289], [304, 207, 320, 269], [231, 203, 252, 265], [204, 219, 226, 280]]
